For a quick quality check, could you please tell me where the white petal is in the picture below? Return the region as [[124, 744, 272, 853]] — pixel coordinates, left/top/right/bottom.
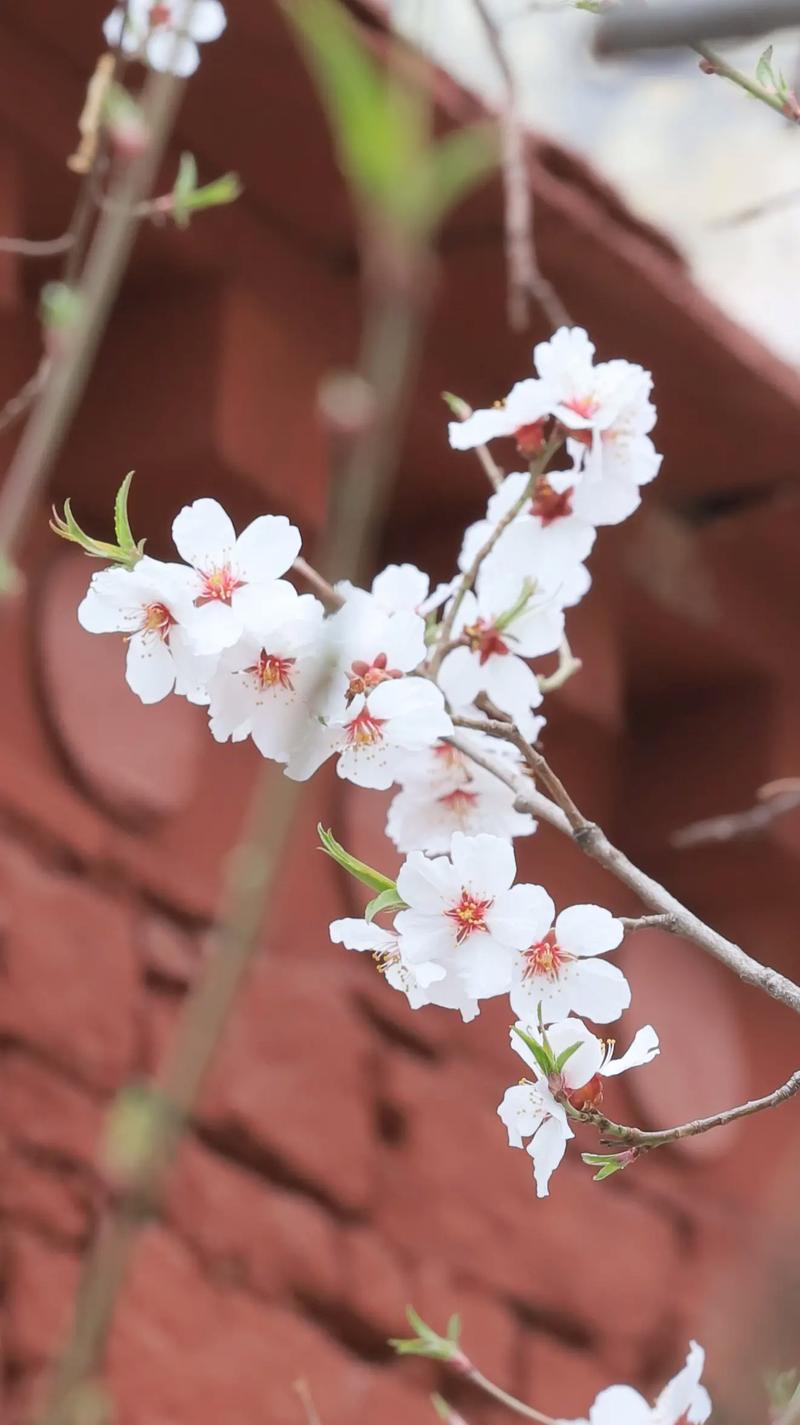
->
[[396, 851, 459, 913], [601, 1025, 660, 1077], [284, 723, 339, 782], [184, 600, 240, 654], [188, 0, 227, 41], [368, 677, 453, 745], [503, 378, 551, 427], [458, 938, 514, 998], [497, 1083, 545, 1148], [586, 1385, 653, 1425], [489, 882, 554, 950], [528, 1111, 571, 1197], [330, 919, 394, 954], [172, 498, 235, 570], [125, 632, 175, 703], [555, 904, 624, 958], [546, 1019, 604, 1089], [372, 563, 429, 614], [485, 652, 543, 715], [382, 609, 427, 671], [558, 959, 631, 1025], [145, 29, 199, 74], [450, 831, 516, 898], [449, 406, 514, 450], [570, 470, 642, 527], [655, 1343, 711, 1425], [234, 515, 301, 583], [438, 646, 483, 710]]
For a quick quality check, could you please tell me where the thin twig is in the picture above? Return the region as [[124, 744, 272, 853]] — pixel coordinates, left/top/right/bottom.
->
[[446, 393, 504, 492], [672, 781, 800, 848], [0, 233, 75, 257], [692, 43, 796, 119], [428, 433, 563, 678], [0, 65, 186, 579], [711, 185, 800, 228], [537, 635, 582, 693], [294, 1379, 323, 1425], [596, 0, 800, 53], [0, 358, 52, 438], [461, 1367, 557, 1425], [469, 0, 572, 331], [618, 914, 678, 932], [449, 731, 800, 1016], [292, 555, 344, 610], [569, 1068, 800, 1152]]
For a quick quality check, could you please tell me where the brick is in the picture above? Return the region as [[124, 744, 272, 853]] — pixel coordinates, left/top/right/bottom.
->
[[0, 839, 139, 1090], [166, 1138, 341, 1304], [516, 1334, 615, 1422], [0, 1139, 91, 1245], [0, 1049, 104, 1166], [411, 1260, 519, 1389], [199, 959, 379, 1213], [338, 1225, 410, 1340], [375, 1054, 683, 1354], [5, 1229, 80, 1365]]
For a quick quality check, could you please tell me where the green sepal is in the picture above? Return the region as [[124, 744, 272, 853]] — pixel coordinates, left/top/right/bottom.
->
[[317, 824, 396, 896], [513, 1024, 554, 1077], [554, 1039, 583, 1073], [51, 474, 145, 568], [364, 886, 407, 923], [389, 1306, 462, 1362], [495, 576, 537, 633], [582, 1151, 627, 1181], [171, 151, 242, 228]]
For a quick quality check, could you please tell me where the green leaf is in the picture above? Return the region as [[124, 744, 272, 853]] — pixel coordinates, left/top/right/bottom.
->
[[365, 886, 407, 923], [442, 390, 471, 419], [513, 1025, 554, 1077], [317, 824, 397, 895], [756, 44, 776, 90], [581, 1151, 626, 1181], [170, 152, 242, 228], [446, 1313, 461, 1343], [113, 471, 139, 553], [430, 1395, 454, 1423], [389, 1307, 462, 1362], [495, 576, 537, 633], [51, 489, 144, 568], [416, 121, 498, 232], [554, 1039, 583, 1073]]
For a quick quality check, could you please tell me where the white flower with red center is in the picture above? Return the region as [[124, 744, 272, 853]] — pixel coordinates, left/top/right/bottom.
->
[[387, 759, 536, 854], [393, 833, 549, 1001], [170, 498, 301, 655], [448, 328, 660, 528], [563, 1341, 711, 1425], [437, 575, 563, 735], [317, 587, 428, 721], [206, 584, 325, 762], [509, 900, 630, 1026], [499, 1017, 659, 1196], [103, 0, 226, 76], [329, 918, 479, 1021], [285, 676, 453, 790], [77, 555, 214, 705], [338, 564, 452, 619], [459, 471, 595, 607]]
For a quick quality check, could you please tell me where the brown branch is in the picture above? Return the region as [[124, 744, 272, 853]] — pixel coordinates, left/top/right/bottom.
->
[[537, 635, 582, 693], [672, 780, 800, 849], [596, 0, 800, 53], [445, 393, 504, 492], [0, 358, 52, 440], [570, 1067, 800, 1152], [0, 233, 75, 257], [0, 65, 187, 580], [618, 913, 678, 932], [469, 0, 572, 332], [449, 730, 800, 1016], [292, 554, 345, 609]]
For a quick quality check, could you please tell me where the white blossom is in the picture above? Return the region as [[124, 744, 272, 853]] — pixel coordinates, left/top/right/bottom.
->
[[315, 586, 428, 721], [459, 470, 594, 606], [509, 900, 630, 1026], [500, 1018, 660, 1196], [171, 498, 301, 655], [387, 755, 536, 854], [330, 918, 479, 1021], [337, 564, 452, 618], [103, 0, 226, 77], [437, 575, 563, 736], [393, 833, 549, 1001], [206, 584, 325, 762], [285, 676, 453, 790], [77, 555, 213, 705], [561, 1341, 711, 1425]]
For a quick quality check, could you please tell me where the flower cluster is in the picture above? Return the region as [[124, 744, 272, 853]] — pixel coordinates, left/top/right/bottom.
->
[[72, 326, 663, 1201], [103, 0, 227, 77]]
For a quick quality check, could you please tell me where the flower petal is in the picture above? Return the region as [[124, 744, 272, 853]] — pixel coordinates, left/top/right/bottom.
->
[[602, 1025, 660, 1077], [188, 0, 227, 41], [125, 632, 175, 703], [172, 498, 235, 570], [146, 29, 199, 74], [555, 905, 624, 958], [585, 1385, 653, 1425], [449, 406, 515, 450], [528, 1111, 571, 1198], [450, 831, 516, 898], [234, 515, 301, 582], [489, 882, 553, 950]]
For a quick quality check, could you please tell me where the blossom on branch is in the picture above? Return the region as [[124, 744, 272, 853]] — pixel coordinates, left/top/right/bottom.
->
[[458, 470, 594, 606], [509, 900, 630, 1025], [103, 0, 227, 77], [329, 917, 479, 1021], [386, 747, 537, 853], [563, 1340, 711, 1425], [77, 554, 213, 704]]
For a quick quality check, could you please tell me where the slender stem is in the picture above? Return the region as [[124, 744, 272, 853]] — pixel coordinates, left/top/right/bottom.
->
[[464, 1367, 557, 1425], [428, 433, 563, 678], [445, 394, 504, 492], [537, 635, 582, 693], [619, 914, 678, 932], [292, 554, 344, 610], [568, 1067, 800, 1151], [0, 232, 75, 257], [692, 43, 793, 118], [449, 731, 800, 1016]]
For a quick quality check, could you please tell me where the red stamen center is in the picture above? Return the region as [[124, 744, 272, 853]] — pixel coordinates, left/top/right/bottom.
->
[[197, 565, 244, 606], [464, 619, 509, 665], [445, 889, 493, 944], [433, 742, 467, 772], [530, 476, 574, 527], [246, 650, 296, 691], [141, 602, 175, 641], [149, 3, 172, 25], [346, 651, 403, 704], [437, 787, 479, 824], [345, 708, 387, 747], [562, 394, 601, 420], [523, 929, 570, 981]]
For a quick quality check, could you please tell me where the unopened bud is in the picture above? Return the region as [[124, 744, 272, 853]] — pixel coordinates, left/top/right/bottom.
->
[[568, 1073, 604, 1111]]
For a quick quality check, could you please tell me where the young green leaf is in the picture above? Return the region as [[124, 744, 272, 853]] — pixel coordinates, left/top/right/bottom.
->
[[756, 44, 776, 91], [364, 886, 407, 923], [554, 1039, 583, 1073], [582, 1151, 628, 1181], [512, 1025, 554, 1077], [317, 824, 397, 895]]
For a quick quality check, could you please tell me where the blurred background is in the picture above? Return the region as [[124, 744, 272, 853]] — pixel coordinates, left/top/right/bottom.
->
[[0, 1, 799, 1423]]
